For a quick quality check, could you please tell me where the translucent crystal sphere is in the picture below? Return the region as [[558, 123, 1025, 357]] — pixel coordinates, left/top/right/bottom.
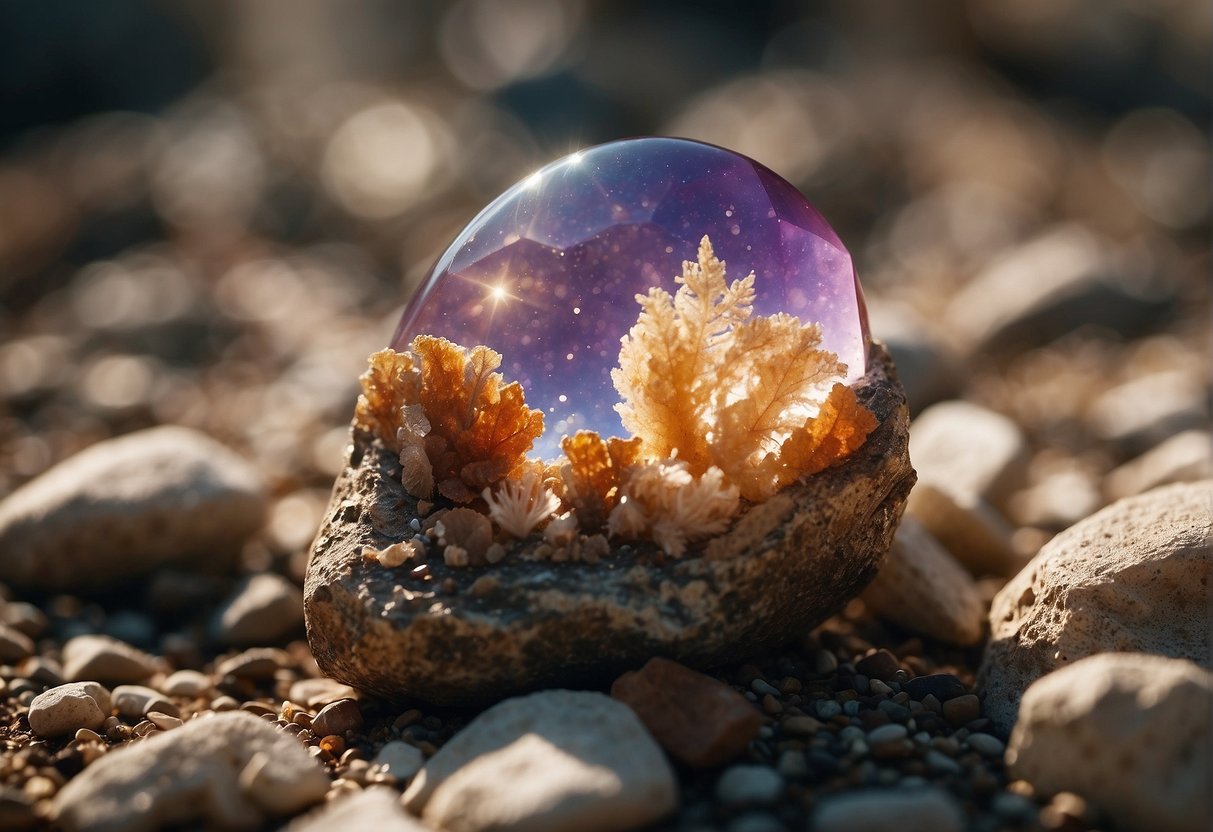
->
[[393, 137, 869, 459]]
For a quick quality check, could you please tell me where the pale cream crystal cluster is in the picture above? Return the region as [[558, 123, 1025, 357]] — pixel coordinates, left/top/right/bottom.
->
[[355, 236, 875, 563]]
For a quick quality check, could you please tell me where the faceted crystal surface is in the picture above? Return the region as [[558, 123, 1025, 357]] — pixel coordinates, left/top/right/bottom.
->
[[393, 138, 869, 458]]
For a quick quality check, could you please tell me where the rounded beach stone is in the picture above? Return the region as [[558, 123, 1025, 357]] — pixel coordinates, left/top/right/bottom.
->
[[304, 344, 912, 705], [62, 635, 160, 685], [211, 572, 305, 646], [112, 685, 178, 720], [402, 690, 677, 832], [908, 399, 1029, 510], [859, 516, 984, 646], [28, 682, 112, 738], [979, 480, 1212, 732], [812, 787, 965, 832], [53, 711, 329, 832], [1007, 653, 1211, 832], [0, 426, 267, 591]]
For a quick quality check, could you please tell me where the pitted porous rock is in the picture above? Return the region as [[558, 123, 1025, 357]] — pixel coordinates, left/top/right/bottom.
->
[[1008, 653, 1212, 832], [305, 344, 913, 705], [980, 480, 1212, 732]]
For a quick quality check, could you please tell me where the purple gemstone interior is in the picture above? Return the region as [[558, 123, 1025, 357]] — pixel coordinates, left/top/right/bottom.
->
[[393, 137, 869, 459]]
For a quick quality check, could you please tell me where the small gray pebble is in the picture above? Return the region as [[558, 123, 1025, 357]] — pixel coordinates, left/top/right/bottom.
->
[[966, 732, 1005, 757], [868, 724, 909, 745], [751, 679, 780, 697], [870, 679, 893, 695], [925, 750, 962, 774], [715, 765, 784, 805]]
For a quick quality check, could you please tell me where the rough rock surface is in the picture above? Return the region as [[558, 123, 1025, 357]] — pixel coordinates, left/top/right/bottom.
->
[[0, 426, 267, 591], [53, 711, 329, 832], [402, 690, 677, 832], [611, 657, 763, 767], [305, 344, 913, 704], [1007, 653, 1212, 832], [860, 517, 984, 646], [28, 682, 112, 738], [980, 480, 1212, 732]]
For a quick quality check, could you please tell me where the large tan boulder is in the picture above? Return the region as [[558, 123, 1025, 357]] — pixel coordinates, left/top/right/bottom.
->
[[1007, 653, 1212, 832], [979, 480, 1212, 732]]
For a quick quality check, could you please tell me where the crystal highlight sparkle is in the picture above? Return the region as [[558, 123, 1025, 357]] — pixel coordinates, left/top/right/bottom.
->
[[393, 138, 869, 458]]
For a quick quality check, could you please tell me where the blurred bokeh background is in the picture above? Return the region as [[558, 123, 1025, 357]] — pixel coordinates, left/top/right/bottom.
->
[[1, 0, 1208, 568]]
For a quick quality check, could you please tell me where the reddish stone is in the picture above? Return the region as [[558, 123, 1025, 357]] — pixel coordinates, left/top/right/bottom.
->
[[611, 657, 764, 768]]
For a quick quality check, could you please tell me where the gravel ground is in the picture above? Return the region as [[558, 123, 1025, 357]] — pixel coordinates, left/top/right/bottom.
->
[[0, 3, 1208, 830]]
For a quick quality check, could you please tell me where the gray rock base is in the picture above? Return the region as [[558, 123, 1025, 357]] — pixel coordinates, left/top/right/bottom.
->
[[305, 343, 913, 705]]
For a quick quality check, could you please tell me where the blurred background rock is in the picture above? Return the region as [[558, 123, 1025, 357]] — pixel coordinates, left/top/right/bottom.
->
[[0, 0, 1208, 562]]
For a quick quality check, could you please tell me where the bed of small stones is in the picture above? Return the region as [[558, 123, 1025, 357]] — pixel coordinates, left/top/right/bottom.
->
[[0, 5, 1209, 831], [0, 603, 1092, 832]]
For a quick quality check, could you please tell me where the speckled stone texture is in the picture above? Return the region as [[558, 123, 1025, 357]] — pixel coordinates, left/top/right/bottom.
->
[[980, 479, 1213, 733], [304, 343, 912, 706]]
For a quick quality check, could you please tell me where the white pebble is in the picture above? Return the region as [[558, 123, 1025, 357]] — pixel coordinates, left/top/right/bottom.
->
[[28, 682, 111, 738]]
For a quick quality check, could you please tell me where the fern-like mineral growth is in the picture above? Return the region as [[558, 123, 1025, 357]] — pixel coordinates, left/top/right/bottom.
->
[[354, 336, 545, 503], [357, 234, 875, 564], [612, 237, 873, 502]]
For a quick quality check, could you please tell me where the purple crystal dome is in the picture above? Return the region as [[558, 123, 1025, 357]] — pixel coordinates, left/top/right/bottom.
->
[[393, 137, 869, 459]]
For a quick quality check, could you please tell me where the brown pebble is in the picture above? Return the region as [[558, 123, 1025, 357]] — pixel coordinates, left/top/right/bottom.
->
[[24, 776, 56, 800], [611, 657, 764, 768], [392, 709, 421, 731], [860, 710, 891, 729], [762, 694, 782, 715], [319, 734, 345, 756], [240, 701, 276, 716], [146, 711, 183, 731], [313, 699, 363, 737], [942, 693, 981, 726], [855, 649, 901, 681], [73, 728, 102, 744]]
